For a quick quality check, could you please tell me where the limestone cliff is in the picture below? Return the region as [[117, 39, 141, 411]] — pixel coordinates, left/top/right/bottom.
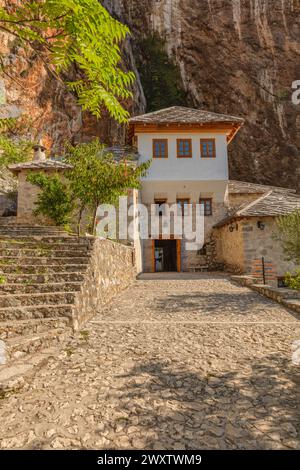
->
[[106, 0, 300, 191], [1, 0, 300, 190]]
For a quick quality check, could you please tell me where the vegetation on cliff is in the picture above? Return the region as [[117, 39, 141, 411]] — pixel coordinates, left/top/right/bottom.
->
[[136, 34, 186, 112]]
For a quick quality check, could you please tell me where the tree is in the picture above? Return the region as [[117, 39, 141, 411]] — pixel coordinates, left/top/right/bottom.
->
[[0, 117, 32, 167], [64, 139, 150, 235], [276, 210, 300, 264], [27, 172, 74, 227], [27, 139, 150, 234], [0, 0, 134, 123]]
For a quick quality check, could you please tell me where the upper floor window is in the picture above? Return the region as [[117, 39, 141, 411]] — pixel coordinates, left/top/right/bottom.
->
[[200, 198, 213, 216], [177, 198, 190, 215], [154, 199, 167, 216], [177, 139, 192, 158], [153, 139, 168, 158], [200, 139, 216, 158]]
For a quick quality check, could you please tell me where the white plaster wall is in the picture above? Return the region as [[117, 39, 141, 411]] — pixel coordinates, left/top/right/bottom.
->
[[141, 180, 228, 204], [137, 132, 229, 181]]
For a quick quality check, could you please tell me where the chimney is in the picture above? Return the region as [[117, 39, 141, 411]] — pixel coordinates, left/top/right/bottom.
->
[[33, 142, 46, 161]]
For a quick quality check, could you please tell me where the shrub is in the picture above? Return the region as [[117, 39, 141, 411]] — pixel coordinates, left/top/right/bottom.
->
[[26, 172, 74, 227], [276, 210, 300, 264], [285, 270, 300, 292]]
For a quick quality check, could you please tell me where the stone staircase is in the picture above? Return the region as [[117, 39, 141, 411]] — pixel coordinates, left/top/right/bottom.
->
[[0, 223, 94, 393]]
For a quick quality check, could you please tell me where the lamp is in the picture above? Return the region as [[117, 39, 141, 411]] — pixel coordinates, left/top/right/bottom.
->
[[257, 221, 265, 230]]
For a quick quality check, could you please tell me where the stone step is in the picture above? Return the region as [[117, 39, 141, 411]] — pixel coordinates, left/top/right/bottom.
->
[[0, 304, 73, 321], [0, 272, 86, 284], [0, 227, 70, 233], [0, 291, 76, 308], [0, 248, 91, 257], [0, 256, 90, 266], [0, 235, 94, 244], [4, 328, 70, 362], [0, 241, 94, 250], [0, 228, 72, 234], [0, 264, 88, 274], [0, 317, 71, 340], [0, 217, 17, 226], [0, 282, 82, 294], [0, 347, 58, 393], [0, 223, 65, 230]]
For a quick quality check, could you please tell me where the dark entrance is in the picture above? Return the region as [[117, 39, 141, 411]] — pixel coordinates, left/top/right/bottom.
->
[[154, 239, 177, 272]]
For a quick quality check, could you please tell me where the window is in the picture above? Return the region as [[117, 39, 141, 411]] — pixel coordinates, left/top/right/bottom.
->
[[153, 139, 168, 158], [200, 198, 213, 216], [154, 199, 167, 216], [200, 139, 216, 158], [177, 198, 190, 215], [177, 139, 192, 158]]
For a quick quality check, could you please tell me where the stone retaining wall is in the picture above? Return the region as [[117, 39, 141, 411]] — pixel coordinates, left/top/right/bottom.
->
[[72, 238, 136, 329], [231, 274, 300, 316]]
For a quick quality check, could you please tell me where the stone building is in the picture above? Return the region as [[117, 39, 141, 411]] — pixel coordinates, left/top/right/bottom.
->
[[128, 106, 299, 280], [8, 145, 71, 224], [215, 182, 300, 282], [3, 106, 300, 283]]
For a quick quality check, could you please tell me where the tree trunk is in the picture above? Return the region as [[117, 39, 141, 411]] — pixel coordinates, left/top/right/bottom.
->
[[77, 205, 84, 237], [92, 204, 98, 236]]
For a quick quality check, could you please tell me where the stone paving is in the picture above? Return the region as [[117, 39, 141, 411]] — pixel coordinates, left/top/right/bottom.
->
[[0, 273, 299, 450]]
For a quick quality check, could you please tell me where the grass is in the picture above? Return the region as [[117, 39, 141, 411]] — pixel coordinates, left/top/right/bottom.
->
[[0, 274, 6, 284], [79, 330, 89, 340], [21, 278, 33, 285], [0, 259, 15, 265], [65, 347, 74, 357]]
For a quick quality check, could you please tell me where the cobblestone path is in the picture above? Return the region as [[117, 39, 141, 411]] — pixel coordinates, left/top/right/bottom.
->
[[0, 274, 299, 450]]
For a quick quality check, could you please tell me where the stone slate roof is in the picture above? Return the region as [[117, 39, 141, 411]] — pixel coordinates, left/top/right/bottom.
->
[[239, 191, 300, 216], [8, 159, 72, 175], [228, 180, 296, 195], [215, 190, 300, 228], [129, 106, 244, 125]]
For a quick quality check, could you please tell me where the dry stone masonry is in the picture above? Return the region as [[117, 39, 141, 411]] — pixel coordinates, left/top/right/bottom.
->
[[0, 223, 136, 393]]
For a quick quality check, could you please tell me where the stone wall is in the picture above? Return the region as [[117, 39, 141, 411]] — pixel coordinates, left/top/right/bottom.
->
[[215, 222, 245, 273], [0, 193, 16, 217], [15, 170, 60, 225], [72, 238, 136, 329], [241, 217, 298, 278], [140, 184, 228, 272], [0, 169, 17, 217], [215, 216, 299, 279]]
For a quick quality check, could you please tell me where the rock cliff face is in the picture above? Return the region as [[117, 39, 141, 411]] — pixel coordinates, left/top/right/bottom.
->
[[106, 0, 300, 190], [1, 0, 300, 190]]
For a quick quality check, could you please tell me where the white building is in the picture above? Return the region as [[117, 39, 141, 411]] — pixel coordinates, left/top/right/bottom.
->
[[129, 106, 244, 272]]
